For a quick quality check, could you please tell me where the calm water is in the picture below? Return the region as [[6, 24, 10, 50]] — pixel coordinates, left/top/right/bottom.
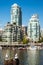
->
[[0, 48, 43, 65]]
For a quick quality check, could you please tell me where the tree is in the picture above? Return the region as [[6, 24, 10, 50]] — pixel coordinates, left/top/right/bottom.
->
[[0, 36, 2, 41], [38, 37, 43, 43], [22, 36, 29, 44]]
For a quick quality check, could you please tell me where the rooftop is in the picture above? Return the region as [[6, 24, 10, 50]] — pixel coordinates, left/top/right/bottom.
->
[[12, 3, 20, 8], [31, 14, 39, 18]]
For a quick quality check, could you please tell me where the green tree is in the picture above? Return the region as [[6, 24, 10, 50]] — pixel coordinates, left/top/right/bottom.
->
[[38, 37, 43, 43], [40, 37, 43, 42], [0, 36, 2, 41], [22, 36, 29, 44]]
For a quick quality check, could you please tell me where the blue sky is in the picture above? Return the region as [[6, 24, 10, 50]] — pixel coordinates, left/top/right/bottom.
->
[[0, 0, 43, 29]]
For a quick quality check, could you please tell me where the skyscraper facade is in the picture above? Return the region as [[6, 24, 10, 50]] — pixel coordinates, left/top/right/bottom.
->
[[27, 14, 40, 42], [2, 22, 12, 43], [41, 29, 43, 37], [11, 3, 22, 42], [2, 3, 22, 43], [22, 26, 27, 36], [11, 3, 22, 26]]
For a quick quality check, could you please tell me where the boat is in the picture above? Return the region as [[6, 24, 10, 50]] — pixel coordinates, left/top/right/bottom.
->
[[5, 53, 9, 60], [29, 42, 37, 50], [29, 46, 37, 50], [15, 53, 18, 59], [18, 47, 27, 50], [0, 46, 2, 50]]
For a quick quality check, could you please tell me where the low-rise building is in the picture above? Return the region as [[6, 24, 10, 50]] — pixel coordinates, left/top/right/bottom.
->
[[2, 22, 22, 43]]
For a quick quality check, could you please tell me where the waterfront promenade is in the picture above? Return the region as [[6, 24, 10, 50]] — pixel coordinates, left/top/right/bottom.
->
[[0, 42, 43, 47], [0, 42, 29, 48]]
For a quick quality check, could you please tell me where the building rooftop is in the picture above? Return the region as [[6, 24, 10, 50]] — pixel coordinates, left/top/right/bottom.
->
[[31, 14, 38, 18], [12, 3, 20, 8], [29, 14, 39, 22]]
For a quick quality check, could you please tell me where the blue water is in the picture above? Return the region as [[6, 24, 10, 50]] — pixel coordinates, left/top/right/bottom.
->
[[0, 48, 43, 65]]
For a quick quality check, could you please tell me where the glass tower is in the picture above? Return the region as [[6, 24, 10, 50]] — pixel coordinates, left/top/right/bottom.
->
[[27, 14, 40, 42], [11, 3, 22, 26], [2, 4, 22, 43]]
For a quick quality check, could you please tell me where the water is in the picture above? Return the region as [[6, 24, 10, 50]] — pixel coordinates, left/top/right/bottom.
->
[[0, 48, 43, 65]]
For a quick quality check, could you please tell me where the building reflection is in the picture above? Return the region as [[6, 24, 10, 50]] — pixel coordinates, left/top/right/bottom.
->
[[27, 50, 39, 65]]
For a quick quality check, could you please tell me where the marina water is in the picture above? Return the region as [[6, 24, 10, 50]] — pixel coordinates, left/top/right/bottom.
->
[[0, 47, 43, 65]]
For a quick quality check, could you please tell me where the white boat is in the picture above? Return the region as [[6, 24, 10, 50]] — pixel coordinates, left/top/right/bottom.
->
[[29, 46, 37, 50], [5, 54, 9, 60], [0, 46, 2, 50], [15, 53, 18, 59], [29, 42, 37, 50], [13, 53, 18, 60]]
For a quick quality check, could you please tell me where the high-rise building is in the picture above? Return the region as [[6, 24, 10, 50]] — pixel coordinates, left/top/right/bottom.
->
[[41, 29, 43, 37], [22, 26, 27, 36], [2, 22, 22, 43], [27, 14, 40, 42], [11, 24, 22, 42], [0, 28, 3, 41], [2, 3, 22, 43], [11, 3, 22, 26], [11, 3, 22, 42], [2, 22, 12, 43]]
